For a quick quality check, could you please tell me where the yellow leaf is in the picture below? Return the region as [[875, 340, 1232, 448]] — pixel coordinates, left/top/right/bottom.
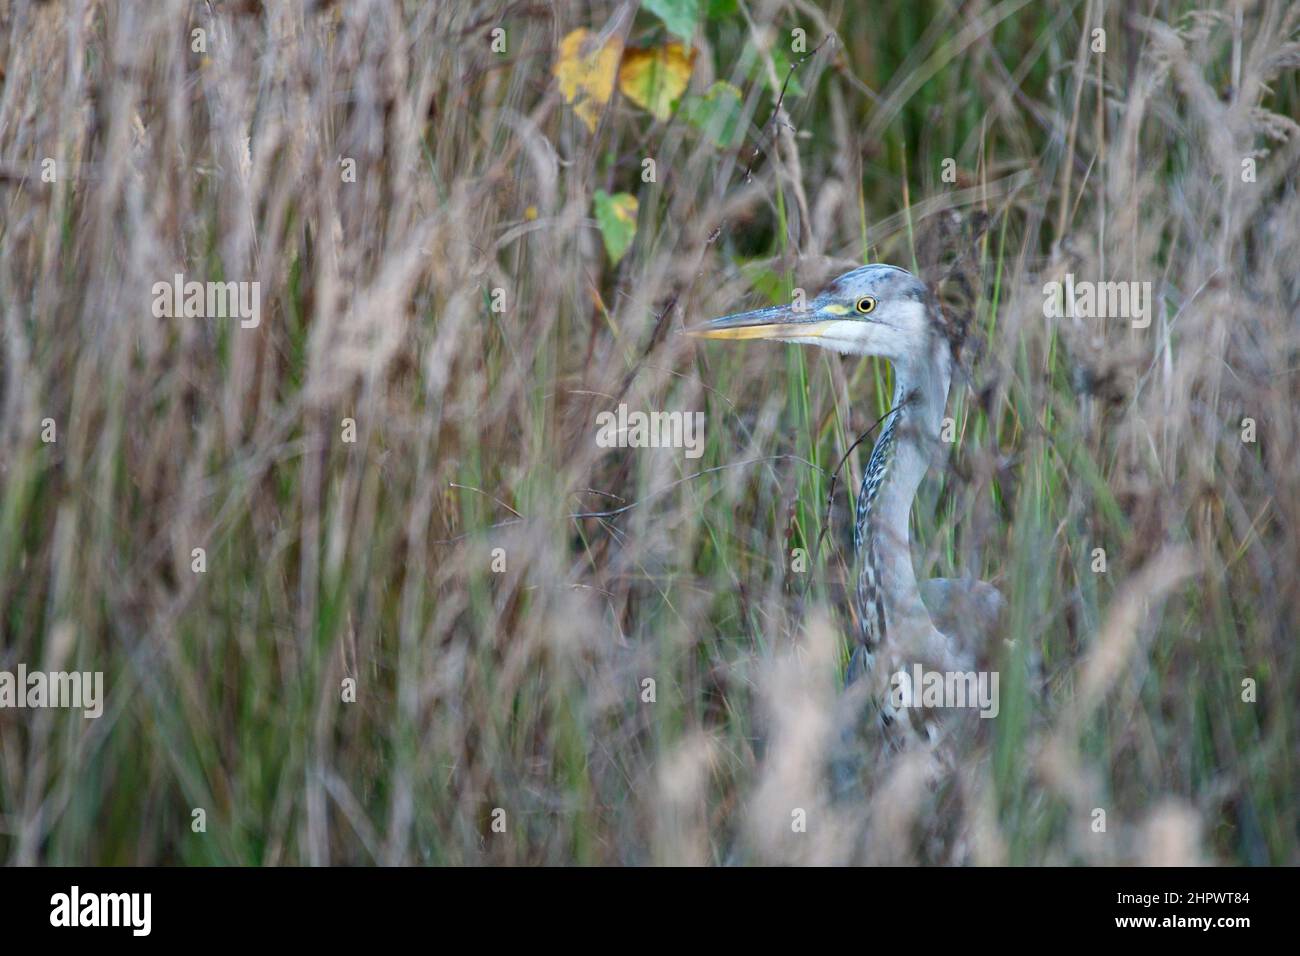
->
[[618, 43, 696, 121], [554, 28, 623, 132]]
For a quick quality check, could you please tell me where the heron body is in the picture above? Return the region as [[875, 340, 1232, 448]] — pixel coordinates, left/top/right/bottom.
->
[[690, 264, 1004, 746]]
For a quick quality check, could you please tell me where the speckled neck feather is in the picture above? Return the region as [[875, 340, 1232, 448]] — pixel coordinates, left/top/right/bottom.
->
[[853, 336, 952, 656]]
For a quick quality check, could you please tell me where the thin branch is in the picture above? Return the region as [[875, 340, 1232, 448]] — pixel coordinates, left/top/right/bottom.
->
[[811, 399, 907, 564], [569, 453, 825, 519], [742, 33, 834, 184], [435, 453, 826, 544], [448, 482, 524, 518]]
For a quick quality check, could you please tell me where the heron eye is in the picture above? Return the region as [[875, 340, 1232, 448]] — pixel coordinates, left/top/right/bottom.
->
[[856, 296, 877, 314]]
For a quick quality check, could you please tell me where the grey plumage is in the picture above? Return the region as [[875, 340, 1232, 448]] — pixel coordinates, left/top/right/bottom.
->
[[690, 263, 1006, 755]]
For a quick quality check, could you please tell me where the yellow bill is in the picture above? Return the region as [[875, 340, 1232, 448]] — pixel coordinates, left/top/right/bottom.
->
[[686, 303, 836, 341]]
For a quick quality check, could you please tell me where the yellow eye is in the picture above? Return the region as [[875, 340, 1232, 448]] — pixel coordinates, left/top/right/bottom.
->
[[856, 296, 877, 314]]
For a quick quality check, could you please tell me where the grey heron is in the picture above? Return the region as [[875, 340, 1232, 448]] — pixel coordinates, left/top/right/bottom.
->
[[689, 263, 1005, 746]]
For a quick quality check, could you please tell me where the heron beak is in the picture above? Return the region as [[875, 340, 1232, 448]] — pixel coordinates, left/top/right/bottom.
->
[[686, 304, 837, 341]]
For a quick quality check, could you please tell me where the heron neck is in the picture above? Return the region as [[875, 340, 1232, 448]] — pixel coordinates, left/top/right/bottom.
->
[[854, 342, 952, 651]]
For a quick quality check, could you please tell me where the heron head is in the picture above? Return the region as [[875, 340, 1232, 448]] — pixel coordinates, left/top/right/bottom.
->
[[688, 264, 940, 364]]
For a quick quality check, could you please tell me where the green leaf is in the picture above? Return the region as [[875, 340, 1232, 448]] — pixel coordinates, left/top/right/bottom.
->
[[641, 0, 699, 42], [705, 0, 738, 18], [740, 44, 804, 97], [769, 50, 805, 97], [683, 81, 745, 148], [593, 190, 639, 264], [742, 264, 786, 305]]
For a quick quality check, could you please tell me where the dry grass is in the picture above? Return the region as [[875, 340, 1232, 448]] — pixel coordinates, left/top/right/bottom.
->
[[0, 0, 1296, 864]]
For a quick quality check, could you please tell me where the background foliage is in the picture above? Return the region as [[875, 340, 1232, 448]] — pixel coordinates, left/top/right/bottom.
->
[[0, 0, 1296, 864]]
